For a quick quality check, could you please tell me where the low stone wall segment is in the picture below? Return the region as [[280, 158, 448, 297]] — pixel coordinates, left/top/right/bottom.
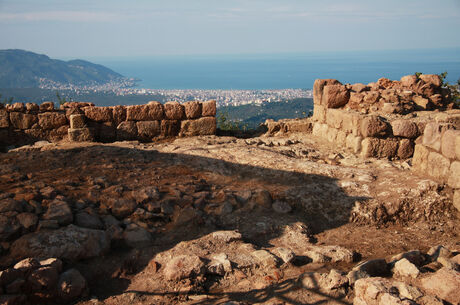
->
[[0, 100, 217, 148]]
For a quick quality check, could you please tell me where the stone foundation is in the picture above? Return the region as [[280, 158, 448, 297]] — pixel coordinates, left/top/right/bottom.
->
[[0, 100, 217, 149]]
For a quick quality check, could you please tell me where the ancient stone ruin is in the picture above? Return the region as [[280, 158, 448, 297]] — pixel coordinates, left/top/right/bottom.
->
[[0, 100, 217, 149]]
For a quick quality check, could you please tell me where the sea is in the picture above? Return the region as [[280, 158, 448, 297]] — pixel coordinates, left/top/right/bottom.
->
[[91, 48, 460, 90]]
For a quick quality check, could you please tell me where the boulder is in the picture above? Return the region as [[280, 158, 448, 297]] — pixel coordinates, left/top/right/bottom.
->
[[57, 268, 88, 301], [122, 225, 153, 248], [68, 128, 94, 142], [397, 139, 414, 159], [322, 84, 350, 108], [400, 75, 418, 88], [421, 267, 460, 304], [441, 130, 460, 159], [42, 199, 73, 226], [391, 120, 418, 138], [9, 112, 37, 129], [39, 102, 54, 112], [83, 106, 112, 122], [413, 96, 431, 110], [164, 101, 185, 120], [0, 109, 9, 128], [179, 117, 216, 136], [363, 91, 380, 104], [183, 101, 202, 119], [251, 250, 278, 267], [202, 100, 216, 117], [163, 255, 205, 281], [126, 103, 164, 121], [361, 138, 398, 158], [10, 225, 110, 260], [38, 112, 67, 130], [419, 74, 442, 87], [393, 258, 420, 278], [74, 211, 103, 230], [108, 198, 137, 219], [351, 83, 368, 93]]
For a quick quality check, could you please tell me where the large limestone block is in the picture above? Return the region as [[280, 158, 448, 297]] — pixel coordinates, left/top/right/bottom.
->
[[427, 151, 451, 183], [413, 96, 431, 110], [39, 102, 54, 112], [126, 103, 164, 121], [325, 108, 343, 129], [322, 84, 350, 108], [164, 101, 185, 120], [312, 123, 328, 138], [360, 116, 389, 138], [456, 133, 460, 160], [116, 121, 138, 140], [397, 139, 414, 159], [363, 91, 380, 104], [111, 105, 126, 125], [341, 111, 362, 136], [69, 114, 86, 129], [82, 106, 112, 122], [26, 102, 39, 112], [336, 130, 347, 147], [38, 112, 67, 130], [349, 92, 364, 104], [284, 120, 312, 133], [0, 109, 9, 128], [10, 112, 37, 129], [391, 120, 418, 138], [183, 101, 202, 119], [313, 79, 341, 105], [361, 137, 398, 158], [10, 225, 110, 261], [161, 120, 180, 137], [202, 100, 216, 117], [412, 144, 430, 173], [448, 161, 460, 189], [312, 104, 327, 123], [179, 117, 216, 136], [441, 130, 460, 160], [136, 121, 160, 141], [326, 127, 338, 143], [346, 134, 362, 153], [423, 122, 453, 152]]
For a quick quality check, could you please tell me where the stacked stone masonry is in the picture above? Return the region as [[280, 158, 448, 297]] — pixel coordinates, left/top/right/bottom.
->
[[310, 74, 459, 160], [0, 100, 217, 148]]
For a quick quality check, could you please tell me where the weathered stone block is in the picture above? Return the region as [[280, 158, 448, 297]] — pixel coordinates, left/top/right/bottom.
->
[[448, 161, 460, 189], [70, 114, 86, 129], [361, 137, 398, 158], [326, 127, 338, 143], [336, 130, 347, 147], [454, 190, 460, 212], [419, 74, 442, 87], [116, 121, 137, 140], [312, 104, 327, 123], [313, 79, 341, 105], [136, 121, 160, 141], [8, 102, 25, 112], [202, 100, 216, 117], [111, 105, 126, 125], [184, 101, 202, 119], [427, 151, 451, 183], [398, 139, 414, 159], [412, 144, 430, 173], [346, 134, 362, 153], [164, 101, 185, 120], [413, 96, 431, 110], [284, 119, 312, 133], [341, 111, 362, 136], [39, 102, 54, 112], [179, 117, 216, 136], [423, 122, 453, 152], [10, 112, 38, 129], [312, 123, 328, 138], [0, 109, 9, 128], [322, 84, 350, 108], [441, 130, 460, 160], [400, 75, 418, 87], [38, 112, 67, 130], [68, 128, 94, 142], [456, 133, 460, 160], [363, 91, 380, 104], [391, 119, 418, 138], [360, 116, 389, 138], [161, 120, 180, 137], [351, 83, 368, 93], [326, 108, 343, 129], [49, 125, 69, 141], [97, 122, 116, 142], [83, 106, 112, 122], [349, 92, 364, 104], [126, 103, 164, 121]]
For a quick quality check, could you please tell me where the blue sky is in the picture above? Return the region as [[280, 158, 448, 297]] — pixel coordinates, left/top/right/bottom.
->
[[0, 0, 460, 58]]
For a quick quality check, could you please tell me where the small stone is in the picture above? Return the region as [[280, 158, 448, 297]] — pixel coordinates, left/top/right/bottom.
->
[[421, 267, 460, 304], [273, 247, 295, 264], [43, 199, 73, 226], [14, 257, 40, 272], [163, 255, 205, 281], [251, 250, 278, 267], [58, 268, 88, 301], [393, 258, 420, 278], [211, 230, 242, 243], [428, 245, 452, 261]]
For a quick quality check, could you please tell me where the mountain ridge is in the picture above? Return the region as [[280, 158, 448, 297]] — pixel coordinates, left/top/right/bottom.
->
[[0, 49, 131, 88]]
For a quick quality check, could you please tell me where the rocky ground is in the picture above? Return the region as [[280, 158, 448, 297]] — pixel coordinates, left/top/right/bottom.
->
[[0, 132, 459, 305]]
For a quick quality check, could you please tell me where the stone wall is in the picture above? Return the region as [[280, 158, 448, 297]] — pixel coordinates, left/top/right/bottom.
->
[[310, 74, 459, 159], [412, 116, 460, 211], [0, 100, 217, 148]]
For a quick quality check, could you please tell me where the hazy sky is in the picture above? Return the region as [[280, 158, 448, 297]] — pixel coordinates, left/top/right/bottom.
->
[[1, 0, 460, 58]]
